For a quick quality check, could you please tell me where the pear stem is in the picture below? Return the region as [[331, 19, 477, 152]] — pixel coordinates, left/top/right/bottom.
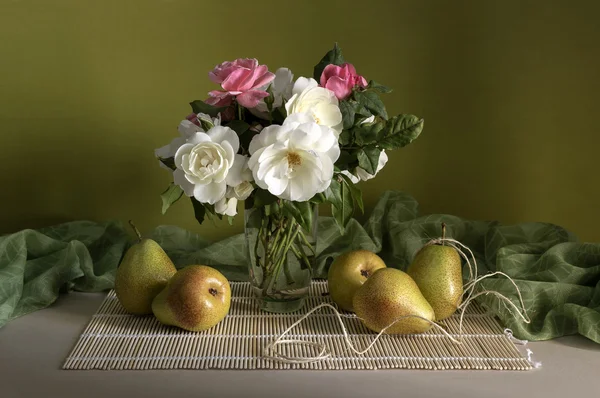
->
[[128, 220, 143, 243], [441, 223, 446, 246]]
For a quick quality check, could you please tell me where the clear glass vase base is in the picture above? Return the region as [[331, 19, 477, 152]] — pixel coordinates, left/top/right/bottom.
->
[[255, 296, 306, 313], [251, 285, 310, 313]]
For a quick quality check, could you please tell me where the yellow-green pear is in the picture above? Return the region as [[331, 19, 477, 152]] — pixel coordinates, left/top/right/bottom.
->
[[152, 265, 231, 332], [407, 224, 463, 320], [327, 250, 387, 312], [114, 221, 177, 315], [353, 268, 435, 334]]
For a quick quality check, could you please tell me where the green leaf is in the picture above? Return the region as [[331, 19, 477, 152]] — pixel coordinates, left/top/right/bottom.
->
[[356, 147, 381, 175], [158, 156, 176, 170], [339, 100, 357, 130], [189, 100, 228, 117], [160, 183, 184, 215], [353, 90, 388, 119], [190, 198, 207, 225], [339, 173, 364, 214], [324, 177, 342, 207], [353, 119, 386, 146], [331, 176, 353, 233], [283, 201, 315, 232], [264, 84, 275, 114], [252, 188, 278, 208], [313, 43, 346, 81], [334, 150, 355, 171], [338, 129, 352, 146], [367, 80, 393, 94], [378, 114, 424, 150], [309, 192, 326, 204], [272, 106, 287, 124], [227, 216, 235, 226], [226, 120, 250, 135]]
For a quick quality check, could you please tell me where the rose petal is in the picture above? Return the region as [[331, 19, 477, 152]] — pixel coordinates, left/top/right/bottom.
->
[[320, 64, 342, 87], [207, 126, 239, 154], [324, 76, 353, 100], [193, 181, 227, 204], [173, 169, 195, 196], [226, 154, 247, 187], [236, 90, 270, 108]]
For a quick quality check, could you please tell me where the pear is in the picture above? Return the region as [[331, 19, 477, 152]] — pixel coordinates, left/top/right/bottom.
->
[[327, 250, 387, 312], [353, 268, 435, 334], [114, 221, 177, 314], [152, 265, 231, 332], [407, 223, 463, 320]]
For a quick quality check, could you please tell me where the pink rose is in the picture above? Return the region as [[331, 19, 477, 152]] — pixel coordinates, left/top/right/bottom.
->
[[320, 63, 368, 100], [207, 58, 275, 108]]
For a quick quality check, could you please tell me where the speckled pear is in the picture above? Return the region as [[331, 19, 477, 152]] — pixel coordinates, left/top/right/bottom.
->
[[152, 265, 231, 332], [327, 250, 387, 312], [407, 223, 463, 320], [114, 221, 177, 315], [353, 268, 435, 334]]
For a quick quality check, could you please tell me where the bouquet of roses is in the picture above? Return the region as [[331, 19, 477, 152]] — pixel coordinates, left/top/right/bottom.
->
[[155, 44, 423, 311]]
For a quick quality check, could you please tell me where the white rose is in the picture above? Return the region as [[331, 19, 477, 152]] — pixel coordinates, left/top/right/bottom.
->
[[342, 150, 389, 183], [173, 125, 240, 205], [341, 115, 388, 183], [285, 77, 343, 136], [215, 196, 238, 217], [248, 113, 340, 201], [213, 155, 254, 217], [155, 113, 221, 170]]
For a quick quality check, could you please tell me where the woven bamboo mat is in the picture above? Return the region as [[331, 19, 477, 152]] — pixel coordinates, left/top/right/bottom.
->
[[63, 281, 534, 371]]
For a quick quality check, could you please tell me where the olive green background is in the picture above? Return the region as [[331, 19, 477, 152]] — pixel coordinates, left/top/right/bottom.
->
[[1, 0, 599, 242]]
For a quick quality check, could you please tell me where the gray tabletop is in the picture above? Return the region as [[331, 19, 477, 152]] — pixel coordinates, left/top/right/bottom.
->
[[1, 292, 599, 398]]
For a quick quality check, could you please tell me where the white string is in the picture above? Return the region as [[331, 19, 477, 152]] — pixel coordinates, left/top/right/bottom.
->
[[423, 237, 531, 335], [504, 328, 529, 345], [264, 237, 533, 365], [526, 348, 543, 369], [263, 303, 461, 364]]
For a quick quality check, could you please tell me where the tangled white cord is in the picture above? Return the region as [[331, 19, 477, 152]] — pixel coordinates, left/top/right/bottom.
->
[[263, 237, 536, 367]]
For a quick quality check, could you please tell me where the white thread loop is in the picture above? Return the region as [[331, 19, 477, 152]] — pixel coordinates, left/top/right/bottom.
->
[[526, 348, 543, 368], [504, 328, 529, 345], [264, 237, 535, 366], [263, 303, 461, 364]]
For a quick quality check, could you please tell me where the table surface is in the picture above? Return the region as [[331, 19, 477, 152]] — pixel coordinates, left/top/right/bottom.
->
[[1, 292, 599, 398]]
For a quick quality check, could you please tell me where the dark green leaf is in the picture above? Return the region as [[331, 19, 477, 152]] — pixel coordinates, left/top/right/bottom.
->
[[272, 106, 287, 124], [158, 156, 176, 170], [354, 90, 388, 119], [339, 173, 364, 214], [191, 198, 207, 225], [189, 100, 228, 117], [253, 188, 278, 208], [226, 120, 250, 135], [309, 192, 326, 204], [160, 183, 184, 215], [324, 177, 342, 208], [379, 114, 424, 150], [283, 201, 314, 232], [265, 84, 275, 113], [367, 80, 393, 94], [339, 100, 357, 130], [338, 129, 352, 146], [356, 147, 381, 175], [353, 119, 386, 146], [331, 175, 353, 233], [313, 43, 346, 81], [334, 150, 355, 170]]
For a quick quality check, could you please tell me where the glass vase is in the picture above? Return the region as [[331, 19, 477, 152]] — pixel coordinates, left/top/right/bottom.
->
[[244, 202, 317, 313]]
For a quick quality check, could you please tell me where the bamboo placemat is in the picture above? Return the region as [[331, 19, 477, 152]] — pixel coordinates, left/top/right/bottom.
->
[[63, 281, 535, 370]]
